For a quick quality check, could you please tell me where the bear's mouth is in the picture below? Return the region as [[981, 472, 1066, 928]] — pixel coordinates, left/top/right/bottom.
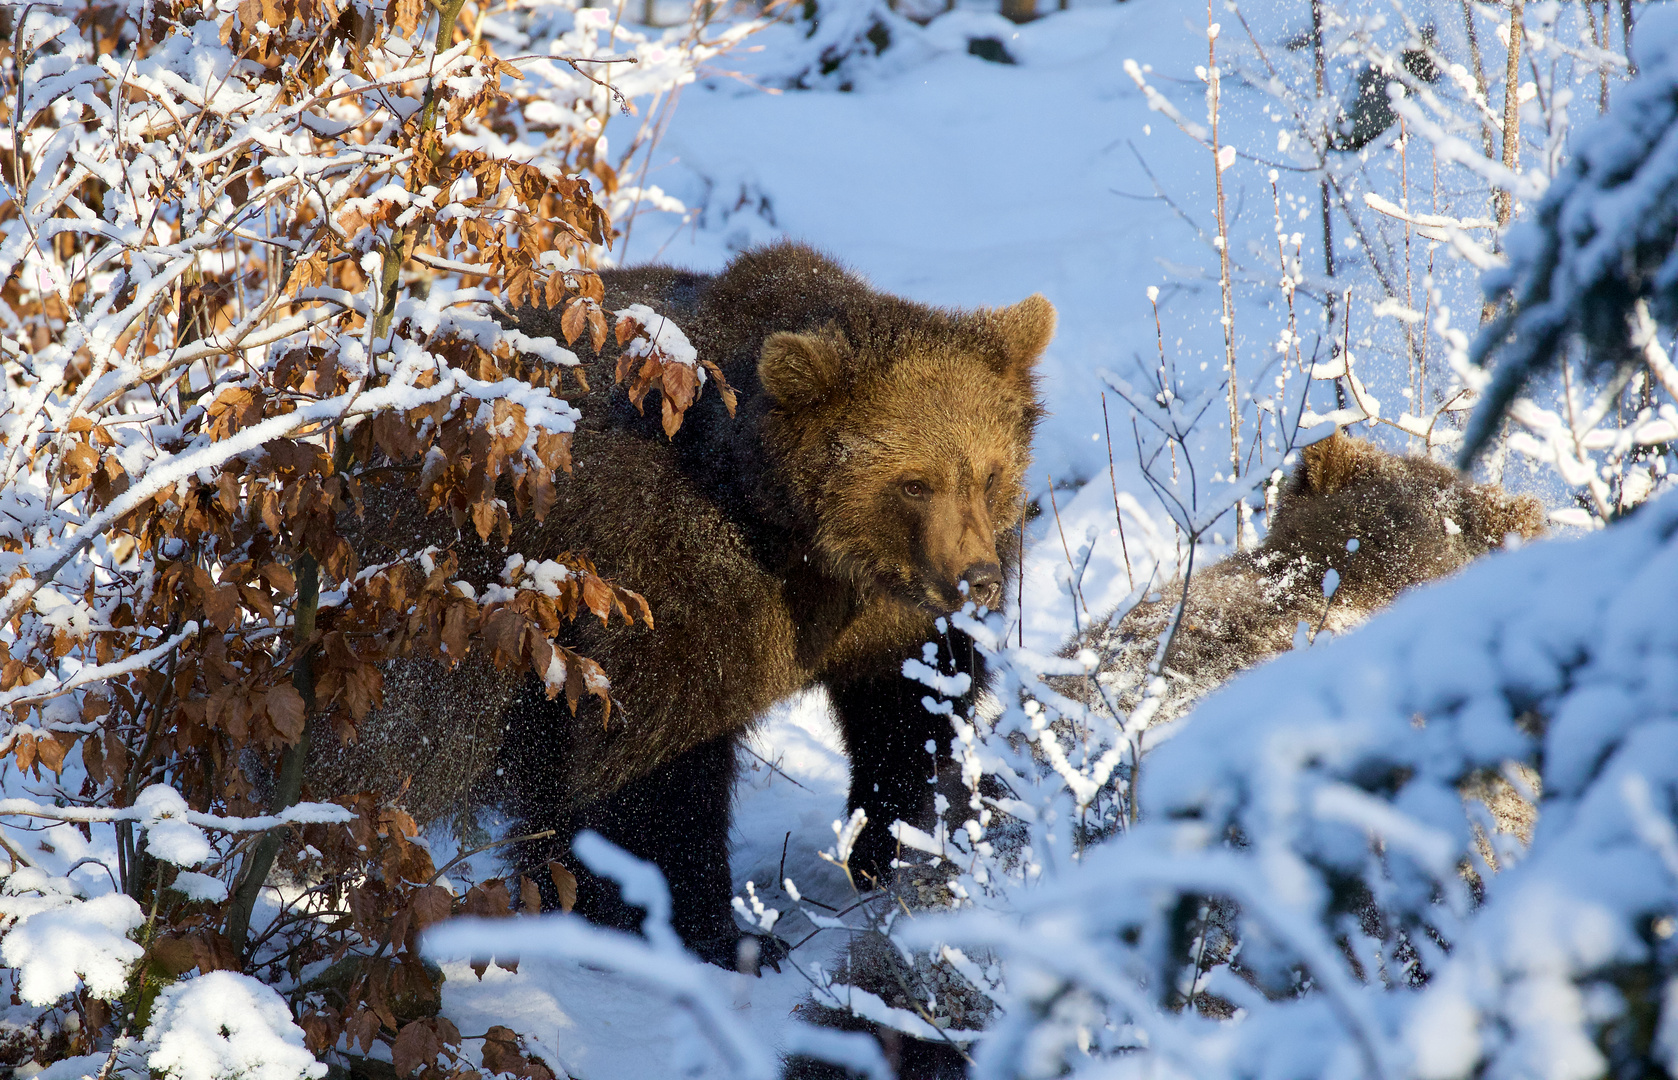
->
[[903, 578, 1005, 618]]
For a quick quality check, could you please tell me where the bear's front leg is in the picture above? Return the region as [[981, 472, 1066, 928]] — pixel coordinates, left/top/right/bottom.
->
[[829, 642, 980, 887], [509, 732, 767, 969]]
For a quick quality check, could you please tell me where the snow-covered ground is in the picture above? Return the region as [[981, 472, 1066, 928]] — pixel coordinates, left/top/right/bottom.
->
[[435, 694, 848, 1079]]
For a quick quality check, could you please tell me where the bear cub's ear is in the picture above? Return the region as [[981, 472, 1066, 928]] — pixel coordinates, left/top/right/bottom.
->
[[1298, 430, 1368, 496], [760, 331, 845, 409], [986, 294, 1056, 381]]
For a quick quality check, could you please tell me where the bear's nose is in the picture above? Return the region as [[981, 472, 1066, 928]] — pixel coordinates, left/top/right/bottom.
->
[[959, 563, 1004, 609]]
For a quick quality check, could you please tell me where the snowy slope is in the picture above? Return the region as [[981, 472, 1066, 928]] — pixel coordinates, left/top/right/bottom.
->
[[621, 0, 1287, 653], [635, 0, 1238, 477]]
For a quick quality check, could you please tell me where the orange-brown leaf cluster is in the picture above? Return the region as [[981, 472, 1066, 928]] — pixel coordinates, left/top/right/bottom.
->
[[613, 312, 739, 437], [0, 0, 730, 1071]]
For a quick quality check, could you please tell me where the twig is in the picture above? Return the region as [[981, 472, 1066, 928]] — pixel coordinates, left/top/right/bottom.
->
[[501, 53, 640, 113], [1016, 507, 1027, 648], [1495, 0, 1525, 227], [427, 828, 559, 887], [1206, 1, 1243, 553], [743, 744, 810, 791], [1045, 477, 1088, 628], [0, 831, 38, 871], [1101, 394, 1135, 590]]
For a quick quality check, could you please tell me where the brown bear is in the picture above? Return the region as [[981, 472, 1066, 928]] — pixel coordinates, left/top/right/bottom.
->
[[1070, 432, 1546, 728], [335, 242, 1053, 967]]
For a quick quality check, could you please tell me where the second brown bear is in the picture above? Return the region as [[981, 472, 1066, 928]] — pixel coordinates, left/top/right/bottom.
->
[[1069, 431, 1546, 728]]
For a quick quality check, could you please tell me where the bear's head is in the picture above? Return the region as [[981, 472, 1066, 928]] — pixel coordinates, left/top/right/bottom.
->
[[758, 295, 1054, 614], [1262, 431, 1546, 610]]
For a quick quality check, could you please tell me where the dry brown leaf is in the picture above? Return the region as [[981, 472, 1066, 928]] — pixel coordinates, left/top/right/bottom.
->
[[13, 732, 36, 774], [266, 684, 307, 743], [586, 305, 607, 350], [548, 862, 577, 913], [410, 885, 453, 931], [519, 875, 542, 914], [390, 1019, 440, 1077], [661, 393, 683, 438], [560, 298, 588, 345], [284, 250, 329, 296], [62, 440, 100, 480], [580, 574, 611, 624], [390, 0, 421, 34], [34, 731, 71, 776], [481, 1027, 526, 1076], [202, 584, 240, 631], [151, 934, 199, 977], [470, 496, 498, 542]]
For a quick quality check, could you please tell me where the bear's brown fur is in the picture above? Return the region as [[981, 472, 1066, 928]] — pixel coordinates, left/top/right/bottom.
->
[[1069, 432, 1546, 727], [326, 242, 1053, 965]]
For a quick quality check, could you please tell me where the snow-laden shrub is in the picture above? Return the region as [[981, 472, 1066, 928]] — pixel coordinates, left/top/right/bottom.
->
[[416, 474, 1678, 1076], [0, 870, 143, 1007], [426, 831, 895, 1080], [0, 0, 761, 1072], [145, 972, 325, 1080], [888, 479, 1678, 1080]]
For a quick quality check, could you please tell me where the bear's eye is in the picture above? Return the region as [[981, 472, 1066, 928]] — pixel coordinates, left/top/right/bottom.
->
[[902, 480, 929, 500], [985, 473, 997, 492]]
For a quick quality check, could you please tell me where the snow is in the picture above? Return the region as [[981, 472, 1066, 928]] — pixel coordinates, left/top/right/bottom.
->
[[0, 871, 144, 1006], [427, 692, 855, 1079], [615, 303, 701, 370], [133, 784, 212, 867], [144, 972, 326, 1080], [170, 872, 230, 904]]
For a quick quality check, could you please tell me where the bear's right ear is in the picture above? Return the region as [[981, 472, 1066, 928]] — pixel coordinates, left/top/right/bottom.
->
[[760, 332, 844, 409], [986, 294, 1056, 382], [1299, 430, 1366, 496]]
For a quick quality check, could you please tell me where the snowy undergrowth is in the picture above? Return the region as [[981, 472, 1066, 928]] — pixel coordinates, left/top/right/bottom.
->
[[904, 484, 1678, 1080], [420, 486, 1678, 1079]]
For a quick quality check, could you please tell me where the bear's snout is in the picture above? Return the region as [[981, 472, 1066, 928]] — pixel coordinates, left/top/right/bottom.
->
[[959, 562, 1005, 610]]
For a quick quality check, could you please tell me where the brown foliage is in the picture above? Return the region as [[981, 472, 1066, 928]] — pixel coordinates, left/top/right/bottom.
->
[[614, 310, 739, 437], [0, 0, 726, 1071]]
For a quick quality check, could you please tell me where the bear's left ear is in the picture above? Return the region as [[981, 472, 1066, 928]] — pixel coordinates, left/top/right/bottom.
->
[[986, 294, 1056, 382]]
